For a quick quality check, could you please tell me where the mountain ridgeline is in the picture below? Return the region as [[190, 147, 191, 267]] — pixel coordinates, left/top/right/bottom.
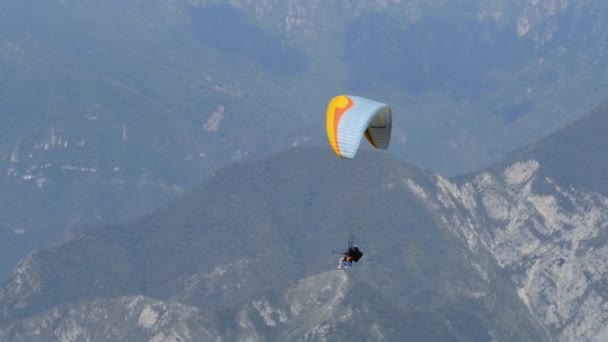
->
[[488, 101, 608, 197], [0, 148, 546, 341]]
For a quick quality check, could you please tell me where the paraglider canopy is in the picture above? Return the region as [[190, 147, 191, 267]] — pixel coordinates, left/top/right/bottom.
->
[[326, 95, 392, 159]]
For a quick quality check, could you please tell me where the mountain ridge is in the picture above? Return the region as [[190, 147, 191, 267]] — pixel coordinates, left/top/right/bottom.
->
[[0, 147, 546, 340]]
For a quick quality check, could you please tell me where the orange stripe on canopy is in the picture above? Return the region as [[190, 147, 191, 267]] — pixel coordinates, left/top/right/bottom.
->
[[326, 95, 353, 157]]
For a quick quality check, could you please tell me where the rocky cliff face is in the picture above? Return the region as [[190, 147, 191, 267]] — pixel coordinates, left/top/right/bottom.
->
[[0, 295, 221, 342], [229, 271, 411, 341], [423, 158, 608, 341], [0, 271, 427, 341]]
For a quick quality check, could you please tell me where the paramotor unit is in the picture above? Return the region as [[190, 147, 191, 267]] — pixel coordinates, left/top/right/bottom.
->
[[336, 238, 364, 269]]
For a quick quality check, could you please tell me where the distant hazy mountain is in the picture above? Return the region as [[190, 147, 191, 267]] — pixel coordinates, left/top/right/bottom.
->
[[192, 0, 608, 172], [2, 0, 607, 295]]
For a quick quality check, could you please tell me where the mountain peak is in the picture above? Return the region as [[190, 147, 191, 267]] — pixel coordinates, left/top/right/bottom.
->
[[491, 101, 608, 195]]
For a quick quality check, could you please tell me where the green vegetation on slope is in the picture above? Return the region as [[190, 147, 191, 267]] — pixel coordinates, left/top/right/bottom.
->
[[1, 148, 547, 340]]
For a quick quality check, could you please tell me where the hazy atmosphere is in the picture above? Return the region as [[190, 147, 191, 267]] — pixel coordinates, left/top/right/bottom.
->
[[2, 0, 608, 341]]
